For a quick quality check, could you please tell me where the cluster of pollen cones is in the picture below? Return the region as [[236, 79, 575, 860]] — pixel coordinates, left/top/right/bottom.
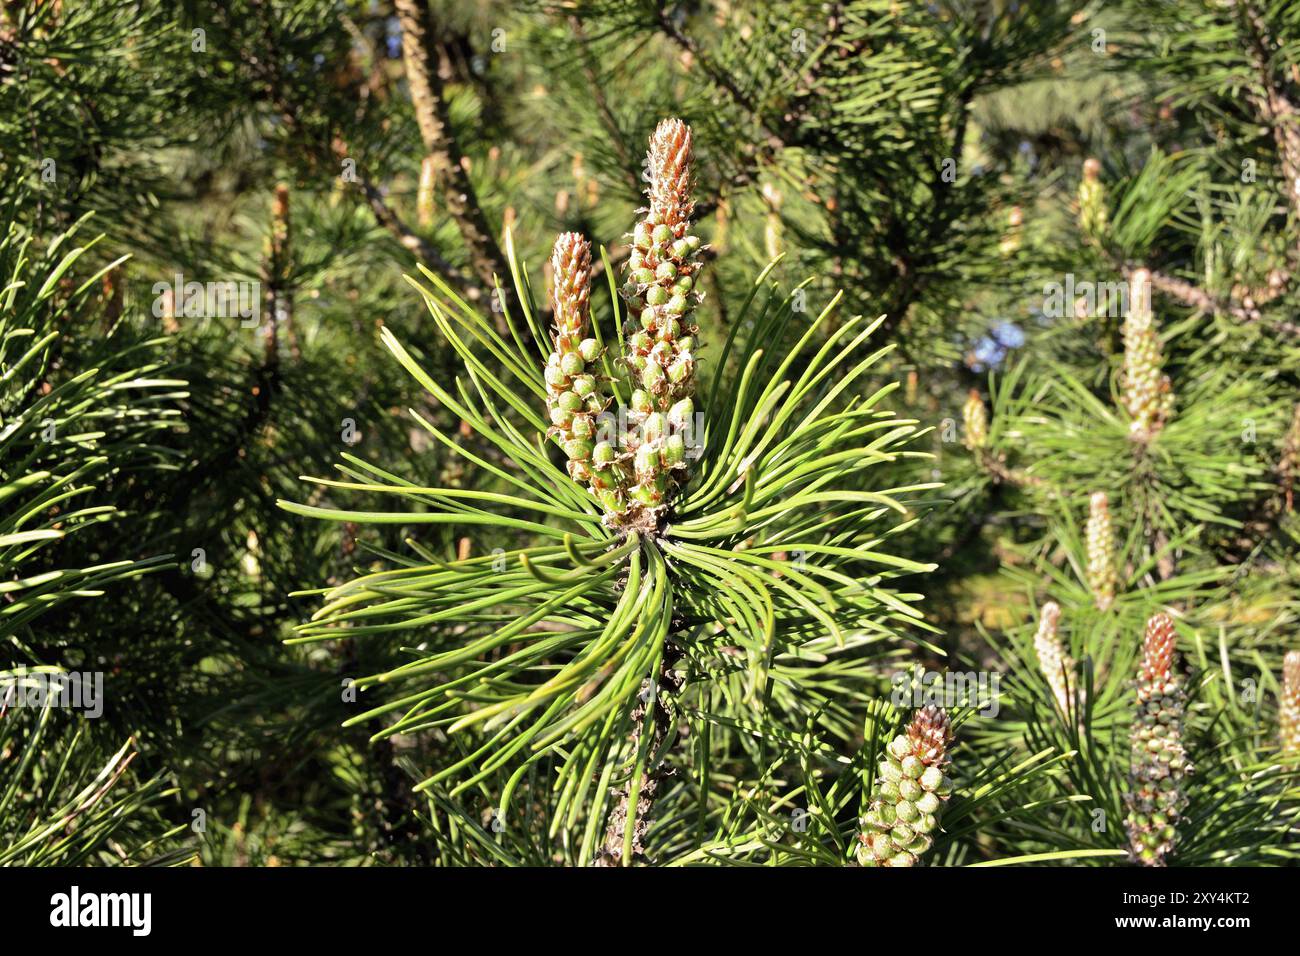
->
[[542, 119, 705, 534]]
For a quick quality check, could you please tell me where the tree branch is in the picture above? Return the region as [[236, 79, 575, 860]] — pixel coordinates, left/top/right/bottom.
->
[[394, 0, 515, 313], [1119, 263, 1300, 338]]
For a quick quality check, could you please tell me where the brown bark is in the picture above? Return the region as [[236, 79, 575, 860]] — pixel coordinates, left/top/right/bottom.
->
[[593, 649, 681, 866], [394, 0, 513, 313]]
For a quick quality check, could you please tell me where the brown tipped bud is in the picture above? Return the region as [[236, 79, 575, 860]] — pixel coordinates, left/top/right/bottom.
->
[[1034, 601, 1078, 715], [543, 233, 630, 513], [647, 118, 695, 228], [1279, 651, 1300, 753], [614, 119, 706, 534], [1086, 492, 1117, 611], [857, 706, 955, 867], [905, 705, 954, 768], [1126, 611, 1191, 866], [551, 232, 593, 337], [1139, 612, 1177, 682], [1082, 157, 1102, 181]]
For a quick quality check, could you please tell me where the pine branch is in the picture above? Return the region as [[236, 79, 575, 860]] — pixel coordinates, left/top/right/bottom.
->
[[1117, 263, 1300, 338], [394, 0, 515, 314], [1239, 1, 1300, 237], [652, 5, 762, 125], [355, 170, 467, 280], [594, 645, 682, 866], [568, 15, 642, 195], [225, 1, 479, 299]]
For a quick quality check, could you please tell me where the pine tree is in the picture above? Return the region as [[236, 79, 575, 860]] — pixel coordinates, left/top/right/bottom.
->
[[2, 0, 1299, 872]]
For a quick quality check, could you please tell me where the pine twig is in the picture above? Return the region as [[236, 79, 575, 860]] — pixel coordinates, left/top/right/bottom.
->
[[394, 0, 515, 315], [594, 645, 682, 867], [1120, 264, 1300, 338]]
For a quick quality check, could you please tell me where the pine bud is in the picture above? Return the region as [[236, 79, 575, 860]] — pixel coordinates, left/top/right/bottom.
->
[[962, 389, 987, 451], [1125, 613, 1192, 867], [544, 233, 626, 512], [560, 351, 584, 376], [1033, 601, 1079, 716], [857, 706, 955, 867], [643, 412, 667, 444], [1078, 157, 1107, 239], [1280, 651, 1300, 754], [613, 119, 709, 532], [667, 353, 694, 384], [1121, 268, 1173, 440], [564, 438, 594, 462], [417, 154, 437, 228], [1086, 492, 1117, 611], [642, 361, 666, 392], [629, 481, 662, 507], [634, 443, 659, 478], [552, 233, 591, 337], [570, 415, 595, 441]]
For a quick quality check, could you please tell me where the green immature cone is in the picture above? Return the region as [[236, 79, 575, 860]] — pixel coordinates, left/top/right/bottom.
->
[[1280, 651, 1300, 755], [1121, 268, 1174, 440], [857, 706, 955, 867], [1086, 491, 1117, 611], [1078, 157, 1108, 239], [1124, 613, 1193, 867], [544, 233, 627, 510]]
